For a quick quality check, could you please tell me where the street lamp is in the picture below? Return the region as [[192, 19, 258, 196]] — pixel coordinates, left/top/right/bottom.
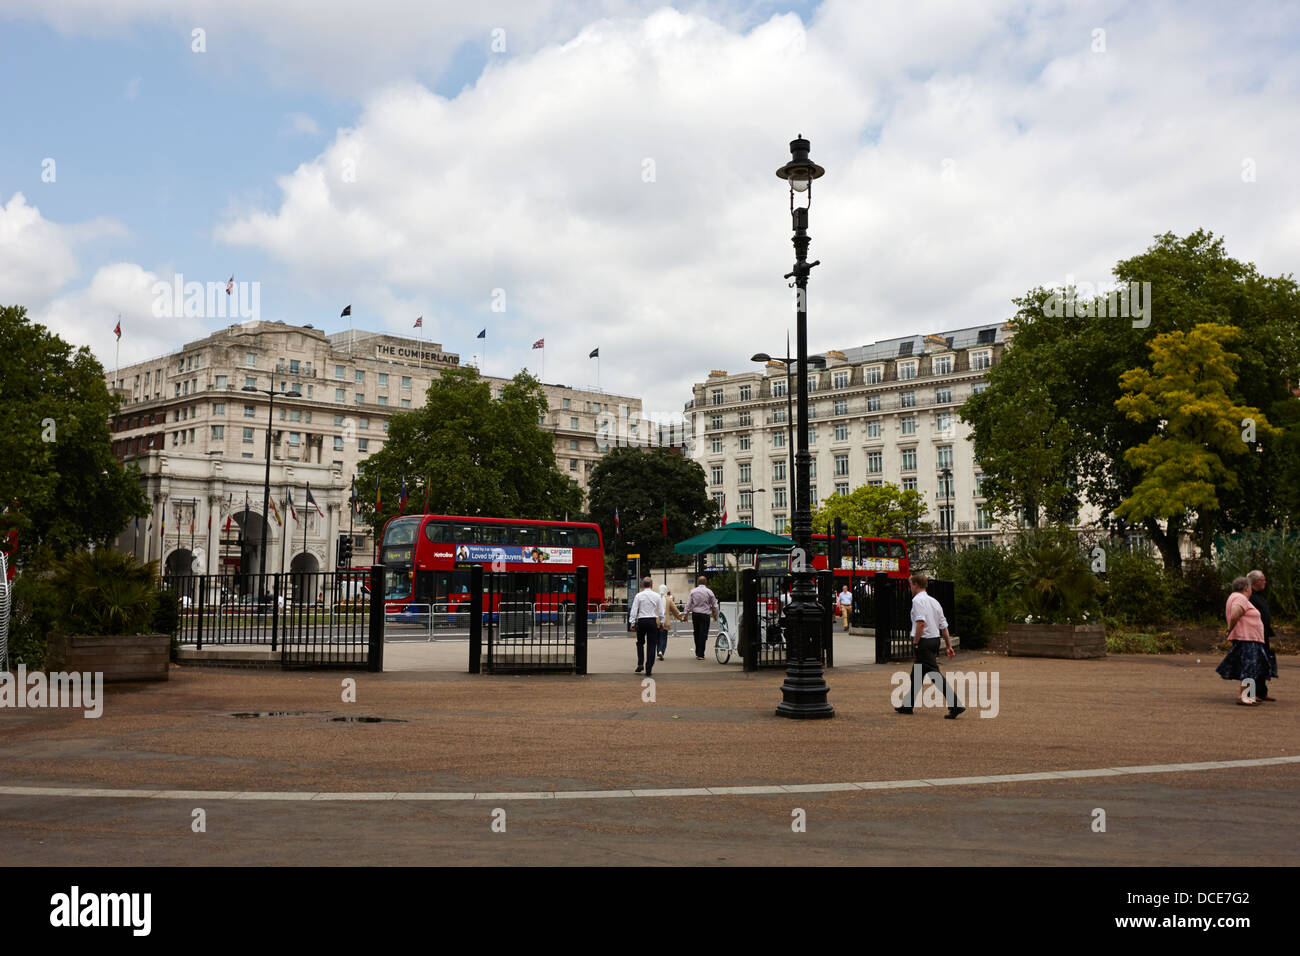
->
[[243, 383, 302, 605], [752, 344, 825, 529], [773, 135, 832, 719], [941, 466, 954, 552]]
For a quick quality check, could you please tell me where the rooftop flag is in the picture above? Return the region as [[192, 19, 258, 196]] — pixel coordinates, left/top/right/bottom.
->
[[226, 275, 234, 295], [413, 316, 423, 328], [532, 339, 544, 349], [589, 348, 599, 359], [114, 320, 121, 341], [477, 329, 486, 339], [340, 304, 351, 317]]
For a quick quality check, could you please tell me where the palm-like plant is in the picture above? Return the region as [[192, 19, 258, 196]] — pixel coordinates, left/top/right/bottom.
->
[[53, 550, 161, 636], [1007, 528, 1100, 624]]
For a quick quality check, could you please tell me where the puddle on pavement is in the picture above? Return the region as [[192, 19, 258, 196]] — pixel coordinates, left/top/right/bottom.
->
[[328, 716, 407, 723], [228, 711, 317, 718]]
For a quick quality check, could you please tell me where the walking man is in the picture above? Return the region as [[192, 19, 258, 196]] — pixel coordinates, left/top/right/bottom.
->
[[628, 576, 665, 675], [837, 584, 853, 631], [1248, 569, 1278, 701], [682, 574, 719, 661], [895, 573, 965, 718]]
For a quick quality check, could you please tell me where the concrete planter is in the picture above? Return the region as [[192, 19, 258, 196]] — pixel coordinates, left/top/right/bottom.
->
[[46, 633, 171, 682], [1004, 622, 1105, 659]]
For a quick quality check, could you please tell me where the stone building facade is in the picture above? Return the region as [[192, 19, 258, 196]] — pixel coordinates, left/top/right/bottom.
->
[[105, 320, 641, 585]]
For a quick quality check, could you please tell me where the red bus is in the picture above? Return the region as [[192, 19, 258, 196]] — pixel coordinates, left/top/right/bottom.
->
[[763, 534, 910, 580], [379, 514, 605, 619]]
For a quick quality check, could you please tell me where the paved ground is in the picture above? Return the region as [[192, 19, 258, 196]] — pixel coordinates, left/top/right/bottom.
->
[[0, 650, 1295, 865]]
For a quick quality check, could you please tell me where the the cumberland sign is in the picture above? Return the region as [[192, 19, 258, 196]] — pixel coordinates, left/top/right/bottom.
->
[[374, 344, 459, 365]]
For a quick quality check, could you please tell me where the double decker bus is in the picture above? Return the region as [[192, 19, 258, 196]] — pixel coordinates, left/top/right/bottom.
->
[[758, 534, 910, 580], [379, 514, 605, 619]]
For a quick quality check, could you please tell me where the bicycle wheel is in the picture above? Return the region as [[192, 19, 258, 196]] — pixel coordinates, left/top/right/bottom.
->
[[715, 634, 732, 664]]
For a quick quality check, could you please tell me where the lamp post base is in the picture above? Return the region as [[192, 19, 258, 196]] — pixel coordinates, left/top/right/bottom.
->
[[775, 658, 835, 718]]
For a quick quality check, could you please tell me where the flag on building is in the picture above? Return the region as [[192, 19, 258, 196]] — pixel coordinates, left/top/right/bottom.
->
[[224, 513, 232, 535], [721, 496, 727, 525], [306, 483, 324, 517], [477, 329, 486, 339], [614, 505, 620, 539], [662, 503, 668, 537], [375, 477, 381, 514], [114, 320, 121, 341], [287, 489, 298, 523], [350, 477, 357, 514], [340, 305, 351, 317], [589, 348, 599, 359], [268, 496, 282, 526], [421, 475, 431, 515], [413, 316, 423, 328], [399, 478, 408, 514], [532, 339, 544, 349], [244, 492, 250, 528], [226, 275, 234, 295]]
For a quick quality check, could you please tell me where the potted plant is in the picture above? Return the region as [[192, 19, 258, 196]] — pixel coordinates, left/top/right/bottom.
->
[[44, 550, 173, 681], [1001, 528, 1105, 659]]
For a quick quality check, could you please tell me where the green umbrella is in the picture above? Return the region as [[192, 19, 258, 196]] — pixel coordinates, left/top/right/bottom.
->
[[672, 522, 795, 555]]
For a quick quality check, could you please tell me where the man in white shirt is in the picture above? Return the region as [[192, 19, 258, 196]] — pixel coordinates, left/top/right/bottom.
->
[[628, 576, 666, 675], [837, 584, 853, 631], [896, 573, 965, 718]]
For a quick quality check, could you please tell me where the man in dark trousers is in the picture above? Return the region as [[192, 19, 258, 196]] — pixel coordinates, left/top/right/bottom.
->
[[1248, 569, 1277, 701], [628, 576, 665, 675], [681, 575, 719, 660], [896, 573, 965, 718]]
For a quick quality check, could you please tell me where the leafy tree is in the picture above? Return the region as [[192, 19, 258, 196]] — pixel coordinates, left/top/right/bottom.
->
[[587, 446, 717, 573], [810, 482, 929, 556], [355, 367, 583, 531], [962, 231, 1300, 572], [1115, 323, 1280, 558], [0, 305, 148, 567]]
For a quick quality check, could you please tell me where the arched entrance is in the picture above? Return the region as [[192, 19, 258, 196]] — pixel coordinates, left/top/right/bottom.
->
[[162, 548, 198, 606], [290, 552, 321, 606], [225, 510, 277, 598]]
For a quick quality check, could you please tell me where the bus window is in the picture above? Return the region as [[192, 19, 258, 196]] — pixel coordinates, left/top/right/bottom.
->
[[453, 524, 478, 544], [873, 541, 888, 557], [889, 542, 906, 559], [479, 524, 507, 546], [575, 529, 600, 549], [425, 522, 453, 544], [516, 526, 537, 548], [383, 517, 421, 546], [539, 527, 557, 546]]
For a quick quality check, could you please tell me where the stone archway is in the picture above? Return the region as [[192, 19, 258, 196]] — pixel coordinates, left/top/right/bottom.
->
[[290, 551, 321, 606], [227, 510, 278, 597]]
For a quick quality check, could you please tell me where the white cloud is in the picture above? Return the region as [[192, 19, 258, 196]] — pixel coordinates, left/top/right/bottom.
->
[[0, 193, 126, 308]]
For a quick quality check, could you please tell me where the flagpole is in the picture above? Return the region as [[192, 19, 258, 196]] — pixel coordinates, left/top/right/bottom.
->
[[114, 314, 120, 392], [348, 476, 355, 569], [280, 490, 289, 575]]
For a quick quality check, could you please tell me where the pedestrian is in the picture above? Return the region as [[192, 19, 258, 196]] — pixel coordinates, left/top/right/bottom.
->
[[1247, 570, 1279, 700], [837, 583, 853, 631], [1217, 576, 1270, 705], [895, 573, 965, 718], [682, 574, 719, 660], [656, 585, 684, 661], [628, 576, 665, 675]]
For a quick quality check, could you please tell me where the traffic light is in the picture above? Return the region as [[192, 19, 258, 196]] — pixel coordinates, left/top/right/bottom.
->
[[337, 534, 353, 568], [829, 517, 846, 570]]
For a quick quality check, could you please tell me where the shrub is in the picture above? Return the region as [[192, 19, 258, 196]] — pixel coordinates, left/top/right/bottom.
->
[[1006, 527, 1101, 624], [1216, 530, 1300, 620], [954, 587, 992, 649], [49, 550, 162, 636], [5, 574, 59, 668], [1169, 558, 1225, 623], [1106, 631, 1185, 654], [1102, 547, 1172, 626], [151, 588, 181, 637]]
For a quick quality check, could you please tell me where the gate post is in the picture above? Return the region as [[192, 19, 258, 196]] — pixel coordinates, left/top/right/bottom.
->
[[196, 576, 207, 651], [741, 568, 758, 672], [575, 566, 588, 676], [818, 570, 835, 668], [367, 565, 385, 672], [270, 575, 280, 654], [873, 571, 890, 664], [468, 563, 483, 674]]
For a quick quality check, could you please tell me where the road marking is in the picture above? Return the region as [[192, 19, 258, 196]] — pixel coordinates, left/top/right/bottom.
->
[[0, 755, 1295, 803]]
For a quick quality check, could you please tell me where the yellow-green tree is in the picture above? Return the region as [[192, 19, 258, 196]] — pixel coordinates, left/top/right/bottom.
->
[[1115, 323, 1280, 557], [810, 483, 929, 556]]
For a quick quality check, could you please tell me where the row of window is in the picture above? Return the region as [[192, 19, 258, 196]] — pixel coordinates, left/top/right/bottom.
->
[[708, 412, 961, 450], [710, 446, 963, 486], [708, 352, 994, 405]]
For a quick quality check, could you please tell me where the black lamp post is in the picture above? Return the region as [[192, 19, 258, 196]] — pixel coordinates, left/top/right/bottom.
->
[[773, 135, 833, 719], [752, 344, 825, 532], [941, 466, 954, 552], [243, 383, 302, 605]]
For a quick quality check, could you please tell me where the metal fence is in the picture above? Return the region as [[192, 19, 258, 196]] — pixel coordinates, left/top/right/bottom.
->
[[469, 566, 588, 675], [739, 569, 834, 671], [164, 567, 380, 670], [853, 572, 956, 663]]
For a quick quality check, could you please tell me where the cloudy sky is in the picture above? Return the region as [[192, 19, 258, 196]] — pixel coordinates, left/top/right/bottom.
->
[[1, 0, 1297, 418]]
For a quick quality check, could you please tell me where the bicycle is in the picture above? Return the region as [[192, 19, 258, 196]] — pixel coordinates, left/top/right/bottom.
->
[[714, 610, 736, 664]]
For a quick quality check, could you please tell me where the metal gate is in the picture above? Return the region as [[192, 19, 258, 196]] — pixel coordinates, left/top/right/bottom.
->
[[166, 567, 381, 670], [740, 568, 834, 671], [469, 566, 588, 675], [856, 573, 955, 663]]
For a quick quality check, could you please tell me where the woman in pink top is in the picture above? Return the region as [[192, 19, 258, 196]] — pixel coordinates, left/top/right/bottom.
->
[[1215, 577, 1269, 705]]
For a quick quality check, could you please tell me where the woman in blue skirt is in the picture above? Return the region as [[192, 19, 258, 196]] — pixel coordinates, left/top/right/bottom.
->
[[1216, 577, 1270, 706]]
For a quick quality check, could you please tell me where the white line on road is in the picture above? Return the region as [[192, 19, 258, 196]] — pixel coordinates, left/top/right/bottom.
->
[[0, 755, 1296, 803]]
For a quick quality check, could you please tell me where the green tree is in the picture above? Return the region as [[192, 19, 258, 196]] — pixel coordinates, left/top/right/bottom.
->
[[810, 483, 929, 556], [0, 305, 148, 567], [962, 231, 1300, 572], [587, 446, 716, 573], [355, 367, 583, 531], [1115, 323, 1280, 559]]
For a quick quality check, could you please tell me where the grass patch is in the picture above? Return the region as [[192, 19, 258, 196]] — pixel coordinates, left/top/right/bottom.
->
[[1106, 631, 1186, 654]]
